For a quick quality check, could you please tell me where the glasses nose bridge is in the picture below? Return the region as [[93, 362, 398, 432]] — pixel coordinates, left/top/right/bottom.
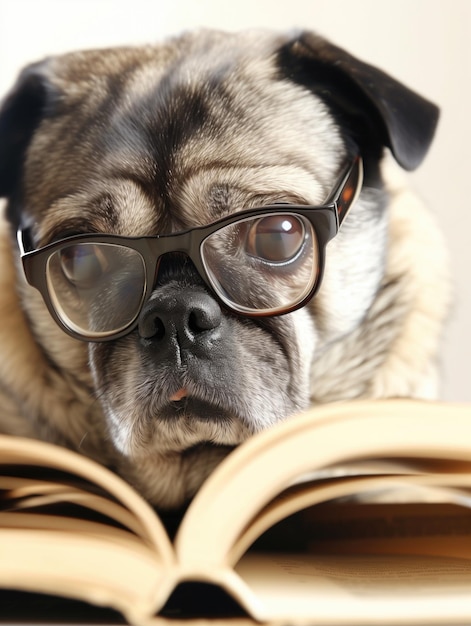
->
[[146, 229, 200, 286]]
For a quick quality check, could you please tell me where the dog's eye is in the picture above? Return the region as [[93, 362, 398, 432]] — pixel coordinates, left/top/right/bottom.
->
[[245, 215, 305, 263], [59, 244, 109, 287]]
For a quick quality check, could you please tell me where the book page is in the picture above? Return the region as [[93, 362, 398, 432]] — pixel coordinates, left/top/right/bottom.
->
[[0, 436, 183, 621], [230, 496, 471, 623], [0, 435, 173, 560], [0, 510, 154, 551], [227, 473, 471, 564], [235, 552, 471, 624], [303, 500, 471, 559], [0, 527, 171, 624], [176, 400, 471, 567], [2, 487, 158, 541]]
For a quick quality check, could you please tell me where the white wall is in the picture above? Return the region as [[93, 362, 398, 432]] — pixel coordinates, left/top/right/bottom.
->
[[1, 0, 470, 401]]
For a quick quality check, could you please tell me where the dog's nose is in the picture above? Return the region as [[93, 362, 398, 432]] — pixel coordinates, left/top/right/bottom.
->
[[138, 288, 222, 348]]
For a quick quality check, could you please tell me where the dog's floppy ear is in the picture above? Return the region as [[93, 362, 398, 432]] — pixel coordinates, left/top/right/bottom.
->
[[0, 60, 58, 199], [278, 32, 439, 171]]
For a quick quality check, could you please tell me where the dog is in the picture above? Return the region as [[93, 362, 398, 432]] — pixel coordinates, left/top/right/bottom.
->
[[0, 29, 449, 509]]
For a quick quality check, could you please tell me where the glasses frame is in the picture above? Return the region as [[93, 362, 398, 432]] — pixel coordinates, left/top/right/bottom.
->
[[18, 155, 363, 342]]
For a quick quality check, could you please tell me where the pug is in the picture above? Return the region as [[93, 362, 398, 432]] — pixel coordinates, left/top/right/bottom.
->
[[0, 29, 449, 508]]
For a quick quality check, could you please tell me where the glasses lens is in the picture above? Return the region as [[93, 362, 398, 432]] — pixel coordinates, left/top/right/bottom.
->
[[46, 242, 146, 337], [201, 213, 319, 314]]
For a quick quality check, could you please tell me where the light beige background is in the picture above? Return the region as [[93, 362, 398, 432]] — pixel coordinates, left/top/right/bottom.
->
[[1, 0, 470, 401]]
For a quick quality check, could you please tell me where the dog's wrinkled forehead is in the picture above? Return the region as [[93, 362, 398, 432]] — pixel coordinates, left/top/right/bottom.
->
[[28, 32, 338, 240], [1, 29, 439, 239]]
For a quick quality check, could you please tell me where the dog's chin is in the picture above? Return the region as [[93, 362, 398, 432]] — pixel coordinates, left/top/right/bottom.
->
[[110, 399, 242, 508], [103, 390, 261, 507], [105, 391, 255, 460], [125, 440, 236, 509]]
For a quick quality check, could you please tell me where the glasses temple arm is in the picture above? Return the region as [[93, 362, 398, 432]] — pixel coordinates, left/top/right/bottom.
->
[[335, 156, 364, 228]]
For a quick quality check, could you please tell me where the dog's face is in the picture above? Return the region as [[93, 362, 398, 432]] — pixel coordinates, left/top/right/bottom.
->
[[0, 30, 438, 507]]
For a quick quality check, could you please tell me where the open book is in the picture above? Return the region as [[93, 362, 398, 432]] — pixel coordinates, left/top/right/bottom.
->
[[2, 398, 471, 624]]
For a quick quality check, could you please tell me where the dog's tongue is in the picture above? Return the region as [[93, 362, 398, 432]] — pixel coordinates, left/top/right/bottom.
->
[[169, 388, 188, 402]]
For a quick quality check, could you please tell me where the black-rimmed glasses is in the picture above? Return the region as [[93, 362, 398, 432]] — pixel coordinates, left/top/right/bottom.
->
[[18, 155, 363, 342]]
